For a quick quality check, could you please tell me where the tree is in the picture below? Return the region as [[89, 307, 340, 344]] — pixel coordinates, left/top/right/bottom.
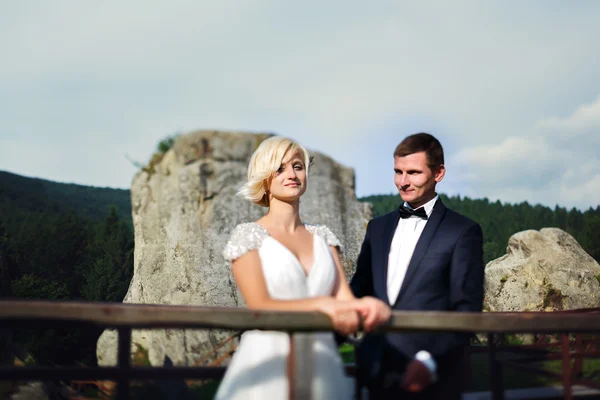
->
[[80, 206, 134, 302], [157, 133, 180, 154], [11, 274, 70, 300]]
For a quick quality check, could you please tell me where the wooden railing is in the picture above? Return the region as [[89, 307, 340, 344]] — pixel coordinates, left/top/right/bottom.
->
[[1, 300, 600, 400]]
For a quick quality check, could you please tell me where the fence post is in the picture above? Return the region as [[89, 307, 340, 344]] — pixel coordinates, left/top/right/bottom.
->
[[573, 334, 583, 377], [117, 327, 132, 400], [488, 333, 504, 400], [288, 333, 313, 400], [462, 345, 472, 392], [561, 334, 573, 400]]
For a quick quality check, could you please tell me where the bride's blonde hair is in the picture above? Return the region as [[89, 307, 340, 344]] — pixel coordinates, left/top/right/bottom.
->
[[238, 136, 311, 207]]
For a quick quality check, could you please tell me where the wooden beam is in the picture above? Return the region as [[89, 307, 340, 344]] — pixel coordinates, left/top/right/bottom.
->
[[289, 333, 313, 400], [0, 300, 333, 330], [384, 311, 600, 333], [1, 301, 600, 333]]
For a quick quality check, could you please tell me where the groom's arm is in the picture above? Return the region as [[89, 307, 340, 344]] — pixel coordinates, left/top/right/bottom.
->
[[350, 220, 374, 298], [450, 222, 485, 312], [403, 222, 484, 390], [429, 222, 485, 357]]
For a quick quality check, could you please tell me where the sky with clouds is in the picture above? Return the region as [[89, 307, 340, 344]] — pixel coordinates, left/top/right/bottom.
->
[[1, 1, 599, 210]]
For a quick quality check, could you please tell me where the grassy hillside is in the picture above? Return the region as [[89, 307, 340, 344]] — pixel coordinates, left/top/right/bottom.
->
[[0, 170, 132, 227]]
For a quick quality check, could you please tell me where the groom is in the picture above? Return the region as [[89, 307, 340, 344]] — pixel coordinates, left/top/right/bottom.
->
[[350, 133, 484, 399]]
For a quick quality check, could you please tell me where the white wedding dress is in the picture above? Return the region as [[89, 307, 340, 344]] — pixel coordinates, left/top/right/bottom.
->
[[215, 222, 354, 400]]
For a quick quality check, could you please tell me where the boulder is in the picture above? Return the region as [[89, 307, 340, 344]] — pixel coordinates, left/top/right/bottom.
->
[[484, 228, 600, 312]]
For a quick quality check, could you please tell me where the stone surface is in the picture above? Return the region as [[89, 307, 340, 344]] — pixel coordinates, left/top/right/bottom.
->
[[10, 382, 48, 400], [484, 228, 600, 312], [97, 130, 372, 367]]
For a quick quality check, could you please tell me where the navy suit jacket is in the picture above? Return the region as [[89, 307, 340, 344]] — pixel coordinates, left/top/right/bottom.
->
[[350, 198, 484, 382]]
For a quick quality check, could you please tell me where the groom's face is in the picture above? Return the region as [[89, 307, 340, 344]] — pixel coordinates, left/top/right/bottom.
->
[[394, 151, 445, 208]]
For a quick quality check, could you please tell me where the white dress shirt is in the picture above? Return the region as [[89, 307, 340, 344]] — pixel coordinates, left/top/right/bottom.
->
[[386, 195, 439, 378], [387, 195, 438, 305]]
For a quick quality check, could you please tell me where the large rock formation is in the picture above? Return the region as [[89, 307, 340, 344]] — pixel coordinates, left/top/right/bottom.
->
[[484, 228, 600, 312], [97, 130, 372, 367]]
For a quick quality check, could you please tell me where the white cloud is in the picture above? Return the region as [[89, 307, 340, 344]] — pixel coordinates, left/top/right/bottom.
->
[[452, 96, 600, 209], [537, 97, 600, 133], [534, 96, 600, 154]]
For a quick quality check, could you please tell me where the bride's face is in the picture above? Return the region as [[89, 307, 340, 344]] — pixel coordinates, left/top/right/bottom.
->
[[268, 151, 307, 203]]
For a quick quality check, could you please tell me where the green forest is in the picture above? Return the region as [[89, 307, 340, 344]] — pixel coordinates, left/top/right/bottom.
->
[[0, 171, 133, 366], [1, 169, 599, 369]]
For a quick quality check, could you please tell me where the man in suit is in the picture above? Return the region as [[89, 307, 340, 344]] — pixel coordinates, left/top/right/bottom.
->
[[350, 132, 484, 399]]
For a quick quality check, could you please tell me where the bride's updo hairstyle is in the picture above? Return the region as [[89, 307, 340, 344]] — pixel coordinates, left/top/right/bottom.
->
[[237, 136, 311, 207]]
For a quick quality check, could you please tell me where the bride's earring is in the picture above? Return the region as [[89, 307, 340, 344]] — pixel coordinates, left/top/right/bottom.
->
[[264, 180, 272, 197], [262, 181, 271, 204]]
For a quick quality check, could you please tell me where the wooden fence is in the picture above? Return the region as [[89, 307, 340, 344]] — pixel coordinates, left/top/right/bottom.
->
[[1, 300, 600, 400]]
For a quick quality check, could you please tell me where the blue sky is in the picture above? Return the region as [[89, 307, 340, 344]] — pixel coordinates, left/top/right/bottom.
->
[[1, 1, 599, 210]]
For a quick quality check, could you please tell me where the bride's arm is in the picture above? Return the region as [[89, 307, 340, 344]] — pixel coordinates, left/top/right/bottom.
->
[[231, 250, 359, 335], [330, 246, 391, 332], [329, 246, 356, 302]]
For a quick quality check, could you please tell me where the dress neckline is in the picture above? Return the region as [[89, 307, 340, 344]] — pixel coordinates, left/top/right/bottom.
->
[[253, 222, 316, 277]]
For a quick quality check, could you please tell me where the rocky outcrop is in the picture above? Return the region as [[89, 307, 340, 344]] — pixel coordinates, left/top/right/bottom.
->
[[9, 383, 48, 400], [97, 130, 372, 367], [484, 228, 600, 312]]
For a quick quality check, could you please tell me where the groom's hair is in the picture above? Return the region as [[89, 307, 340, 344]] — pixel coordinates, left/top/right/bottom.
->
[[394, 132, 444, 171]]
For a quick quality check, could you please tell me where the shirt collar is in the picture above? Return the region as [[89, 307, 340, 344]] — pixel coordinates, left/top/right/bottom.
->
[[403, 194, 438, 218]]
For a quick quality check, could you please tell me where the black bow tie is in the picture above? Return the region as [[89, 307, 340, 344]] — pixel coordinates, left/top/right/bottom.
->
[[398, 204, 428, 220]]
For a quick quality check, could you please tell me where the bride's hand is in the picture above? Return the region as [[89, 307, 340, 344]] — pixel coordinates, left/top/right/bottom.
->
[[316, 298, 360, 336], [351, 297, 391, 332]]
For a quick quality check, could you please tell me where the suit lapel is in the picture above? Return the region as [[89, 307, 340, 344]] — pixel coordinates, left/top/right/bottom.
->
[[393, 199, 447, 307], [374, 210, 400, 305]]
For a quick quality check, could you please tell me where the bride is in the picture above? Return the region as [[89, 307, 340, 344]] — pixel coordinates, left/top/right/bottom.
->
[[216, 136, 391, 399]]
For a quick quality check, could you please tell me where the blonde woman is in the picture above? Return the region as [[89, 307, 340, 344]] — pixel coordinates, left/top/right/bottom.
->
[[216, 136, 391, 399]]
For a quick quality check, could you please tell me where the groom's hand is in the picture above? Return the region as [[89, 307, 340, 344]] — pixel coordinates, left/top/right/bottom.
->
[[316, 298, 360, 336], [402, 359, 432, 392], [350, 297, 391, 332]]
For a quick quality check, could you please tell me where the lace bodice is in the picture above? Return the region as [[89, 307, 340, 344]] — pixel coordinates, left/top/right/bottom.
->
[[222, 222, 343, 299], [223, 222, 343, 262]]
